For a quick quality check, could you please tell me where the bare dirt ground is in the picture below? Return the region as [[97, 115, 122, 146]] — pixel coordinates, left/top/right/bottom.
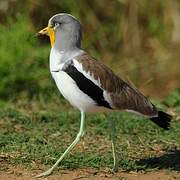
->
[[0, 166, 179, 180]]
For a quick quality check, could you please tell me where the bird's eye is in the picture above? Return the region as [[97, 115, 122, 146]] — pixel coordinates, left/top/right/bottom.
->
[[54, 22, 60, 28]]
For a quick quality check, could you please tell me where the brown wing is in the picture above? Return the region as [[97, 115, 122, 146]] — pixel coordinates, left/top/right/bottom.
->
[[76, 53, 157, 116]]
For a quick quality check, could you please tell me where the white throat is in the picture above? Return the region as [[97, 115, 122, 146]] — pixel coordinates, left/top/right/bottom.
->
[[49, 47, 84, 72]]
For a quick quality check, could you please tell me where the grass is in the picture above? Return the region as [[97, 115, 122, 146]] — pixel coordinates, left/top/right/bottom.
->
[[0, 5, 179, 174], [0, 12, 179, 101], [0, 15, 59, 100], [0, 91, 179, 172]]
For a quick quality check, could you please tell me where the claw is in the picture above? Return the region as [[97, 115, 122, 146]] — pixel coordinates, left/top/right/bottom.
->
[[35, 169, 53, 178], [112, 166, 118, 173]]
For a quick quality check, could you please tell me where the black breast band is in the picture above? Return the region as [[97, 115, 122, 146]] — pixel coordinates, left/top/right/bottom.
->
[[62, 61, 112, 109]]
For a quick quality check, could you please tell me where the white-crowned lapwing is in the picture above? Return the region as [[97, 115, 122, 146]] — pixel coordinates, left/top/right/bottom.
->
[[37, 13, 172, 177]]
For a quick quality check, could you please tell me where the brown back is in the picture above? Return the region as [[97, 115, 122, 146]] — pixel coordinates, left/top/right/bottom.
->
[[76, 53, 157, 116]]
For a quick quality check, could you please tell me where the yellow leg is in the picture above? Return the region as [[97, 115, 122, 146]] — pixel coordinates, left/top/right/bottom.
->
[[109, 118, 118, 172], [36, 111, 85, 178]]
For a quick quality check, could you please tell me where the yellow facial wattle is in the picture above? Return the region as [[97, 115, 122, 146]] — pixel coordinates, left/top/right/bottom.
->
[[38, 26, 55, 47]]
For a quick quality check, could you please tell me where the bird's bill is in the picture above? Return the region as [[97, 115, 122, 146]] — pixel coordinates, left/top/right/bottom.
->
[[38, 26, 55, 47]]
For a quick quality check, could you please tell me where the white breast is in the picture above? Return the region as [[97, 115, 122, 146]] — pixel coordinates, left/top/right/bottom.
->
[[49, 47, 84, 72], [49, 48, 106, 112], [49, 48, 63, 72], [52, 71, 97, 112]]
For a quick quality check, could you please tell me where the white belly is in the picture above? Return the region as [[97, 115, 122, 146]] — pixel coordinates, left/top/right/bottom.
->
[[51, 71, 98, 112]]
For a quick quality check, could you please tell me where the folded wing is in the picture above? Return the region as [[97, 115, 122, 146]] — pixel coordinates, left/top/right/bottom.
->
[[74, 53, 157, 117]]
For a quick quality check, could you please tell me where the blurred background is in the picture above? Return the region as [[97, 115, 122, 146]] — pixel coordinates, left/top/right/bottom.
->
[[0, 0, 179, 105]]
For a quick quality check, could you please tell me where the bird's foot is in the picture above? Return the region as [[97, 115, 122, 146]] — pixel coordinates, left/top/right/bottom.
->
[[35, 168, 53, 178], [110, 166, 118, 174]]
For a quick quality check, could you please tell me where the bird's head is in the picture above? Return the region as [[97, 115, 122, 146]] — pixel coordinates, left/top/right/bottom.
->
[[38, 13, 82, 50]]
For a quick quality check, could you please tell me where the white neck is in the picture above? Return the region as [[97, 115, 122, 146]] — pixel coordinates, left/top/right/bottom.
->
[[49, 47, 84, 72]]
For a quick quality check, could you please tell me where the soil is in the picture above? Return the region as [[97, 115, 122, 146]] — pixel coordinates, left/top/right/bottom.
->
[[0, 166, 179, 180]]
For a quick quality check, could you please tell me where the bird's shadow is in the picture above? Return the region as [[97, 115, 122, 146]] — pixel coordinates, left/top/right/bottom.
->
[[135, 150, 180, 171]]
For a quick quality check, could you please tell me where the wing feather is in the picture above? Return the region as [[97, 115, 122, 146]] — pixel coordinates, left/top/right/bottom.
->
[[75, 53, 157, 116], [62, 59, 112, 109]]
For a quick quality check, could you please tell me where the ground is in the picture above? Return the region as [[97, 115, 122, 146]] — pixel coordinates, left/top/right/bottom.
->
[[0, 165, 180, 180], [0, 91, 179, 180]]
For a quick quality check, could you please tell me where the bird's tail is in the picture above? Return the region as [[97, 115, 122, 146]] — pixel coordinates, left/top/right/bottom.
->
[[150, 111, 172, 130]]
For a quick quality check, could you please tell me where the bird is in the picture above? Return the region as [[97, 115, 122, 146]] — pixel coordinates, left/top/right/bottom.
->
[[37, 13, 172, 177]]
